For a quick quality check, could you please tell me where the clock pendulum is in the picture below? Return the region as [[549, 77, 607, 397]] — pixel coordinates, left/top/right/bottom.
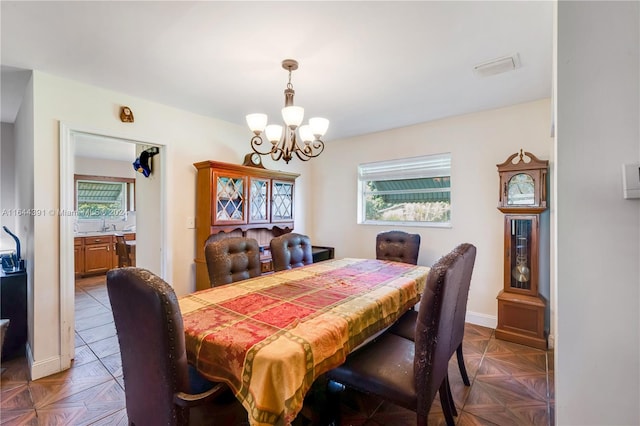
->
[[512, 223, 530, 288]]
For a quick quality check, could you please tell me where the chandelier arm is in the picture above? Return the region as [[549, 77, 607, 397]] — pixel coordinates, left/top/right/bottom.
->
[[311, 139, 325, 155], [300, 139, 325, 158], [293, 149, 311, 162], [250, 134, 276, 156], [269, 142, 286, 163]]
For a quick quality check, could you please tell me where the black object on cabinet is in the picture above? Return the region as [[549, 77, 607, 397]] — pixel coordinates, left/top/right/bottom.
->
[[311, 246, 335, 263], [1, 269, 27, 360]]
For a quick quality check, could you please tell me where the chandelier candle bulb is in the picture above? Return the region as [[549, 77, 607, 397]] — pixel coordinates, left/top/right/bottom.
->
[[282, 106, 304, 128], [298, 125, 314, 143], [246, 113, 268, 134], [247, 58, 328, 163], [309, 117, 329, 137], [265, 124, 283, 143]]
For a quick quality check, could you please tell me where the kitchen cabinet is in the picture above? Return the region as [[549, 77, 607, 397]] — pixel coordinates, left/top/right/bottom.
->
[[74, 238, 85, 278], [83, 235, 113, 275], [75, 233, 137, 277], [193, 160, 299, 290]]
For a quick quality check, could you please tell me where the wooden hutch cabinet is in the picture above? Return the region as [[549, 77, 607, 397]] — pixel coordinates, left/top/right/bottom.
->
[[193, 161, 299, 290]]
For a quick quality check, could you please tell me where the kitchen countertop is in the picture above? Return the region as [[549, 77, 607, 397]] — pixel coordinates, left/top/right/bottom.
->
[[74, 231, 136, 238]]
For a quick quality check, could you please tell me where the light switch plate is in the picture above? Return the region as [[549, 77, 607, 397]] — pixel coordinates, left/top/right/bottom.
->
[[186, 216, 195, 229], [622, 163, 640, 199]]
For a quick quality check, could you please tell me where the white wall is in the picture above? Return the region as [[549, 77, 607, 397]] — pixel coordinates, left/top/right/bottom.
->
[[25, 70, 312, 379], [309, 99, 553, 327], [556, 2, 639, 424], [133, 144, 162, 273], [1, 122, 17, 249], [12, 73, 36, 364], [74, 156, 136, 178]]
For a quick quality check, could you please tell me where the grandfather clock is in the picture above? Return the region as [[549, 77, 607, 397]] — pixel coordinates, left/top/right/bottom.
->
[[496, 150, 548, 349]]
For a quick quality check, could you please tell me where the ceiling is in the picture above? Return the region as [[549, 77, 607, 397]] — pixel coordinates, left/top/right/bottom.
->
[[73, 133, 136, 162], [0, 1, 553, 141]]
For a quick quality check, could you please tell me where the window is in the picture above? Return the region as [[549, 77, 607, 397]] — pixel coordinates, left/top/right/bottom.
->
[[75, 175, 135, 220], [358, 153, 451, 227]]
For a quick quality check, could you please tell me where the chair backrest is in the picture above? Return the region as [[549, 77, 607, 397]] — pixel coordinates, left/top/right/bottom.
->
[[375, 230, 421, 264], [413, 243, 475, 419], [450, 243, 477, 351], [114, 235, 131, 267], [205, 237, 261, 287], [106, 267, 191, 425], [270, 232, 313, 272]]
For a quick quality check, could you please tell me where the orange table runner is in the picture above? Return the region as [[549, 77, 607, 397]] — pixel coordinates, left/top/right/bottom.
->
[[179, 258, 430, 426]]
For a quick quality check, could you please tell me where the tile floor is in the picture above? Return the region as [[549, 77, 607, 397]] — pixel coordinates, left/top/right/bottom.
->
[[1, 275, 554, 425]]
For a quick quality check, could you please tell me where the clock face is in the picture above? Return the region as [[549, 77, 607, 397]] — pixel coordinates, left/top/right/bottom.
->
[[507, 173, 535, 205], [251, 153, 261, 165]]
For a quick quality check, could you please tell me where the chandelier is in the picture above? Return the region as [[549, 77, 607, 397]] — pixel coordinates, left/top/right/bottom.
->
[[246, 59, 329, 164]]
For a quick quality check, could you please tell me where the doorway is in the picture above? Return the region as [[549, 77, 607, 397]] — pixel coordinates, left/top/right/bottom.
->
[[59, 125, 165, 368]]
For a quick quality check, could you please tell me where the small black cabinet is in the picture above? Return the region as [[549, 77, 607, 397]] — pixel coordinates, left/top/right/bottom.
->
[[312, 246, 335, 263], [1, 269, 27, 360]]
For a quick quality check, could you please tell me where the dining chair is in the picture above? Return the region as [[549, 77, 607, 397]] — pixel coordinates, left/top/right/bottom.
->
[[376, 230, 421, 265], [205, 236, 261, 287], [269, 232, 313, 272], [106, 267, 227, 426], [388, 243, 477, 386], [114, 234, 132, 267], [326, 244, 474, 426]]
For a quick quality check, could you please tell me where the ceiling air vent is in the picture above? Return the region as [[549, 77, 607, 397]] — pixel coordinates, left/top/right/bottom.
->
[[473, 53, 521, 77]]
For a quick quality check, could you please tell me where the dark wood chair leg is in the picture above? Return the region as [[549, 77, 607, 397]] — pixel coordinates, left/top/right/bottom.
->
[[438, 377, 456, 426], [444, 374, 457, 417], [456, 343, 471, 386]]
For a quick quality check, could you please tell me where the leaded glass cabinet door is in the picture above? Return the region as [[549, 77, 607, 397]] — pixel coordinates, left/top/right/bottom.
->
[[249, 177, 270, 224], [213, 173, 247, 225], [271, 180, 294, 222]]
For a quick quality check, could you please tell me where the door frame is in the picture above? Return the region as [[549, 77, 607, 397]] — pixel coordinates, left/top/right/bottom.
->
[[59, 122, 166, 368]]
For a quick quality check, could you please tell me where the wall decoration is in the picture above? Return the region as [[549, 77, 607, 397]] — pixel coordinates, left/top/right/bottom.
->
[[120, 106, 134, 123], [132, 147, 159, 177]]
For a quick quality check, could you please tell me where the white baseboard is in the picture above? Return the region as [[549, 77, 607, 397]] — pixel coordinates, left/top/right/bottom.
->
[[27, 342, 63, 380], [466, 311, 497, 329]]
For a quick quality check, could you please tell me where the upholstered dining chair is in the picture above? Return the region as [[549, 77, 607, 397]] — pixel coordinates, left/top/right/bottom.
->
[[269, 232, 313, 272], [326, 244, 475, 426], [106, 267, 227, 426], [376, 230, 421, 265], [389, 243, 477, 386], [114, 235, 132, 268], [205, 237, 261, 287]]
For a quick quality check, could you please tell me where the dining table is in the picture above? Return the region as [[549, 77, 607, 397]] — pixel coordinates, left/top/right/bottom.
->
[[179, 257, 430, 426]]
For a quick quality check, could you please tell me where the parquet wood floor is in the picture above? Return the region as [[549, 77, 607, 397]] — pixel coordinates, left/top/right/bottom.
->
[[1, 276, 554, 425]]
